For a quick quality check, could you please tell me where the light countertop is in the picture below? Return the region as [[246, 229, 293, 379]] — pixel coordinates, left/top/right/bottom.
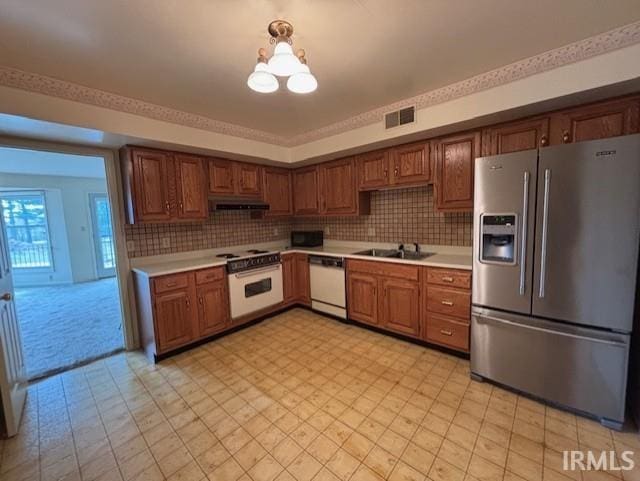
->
[[131, 240, 472, 277]]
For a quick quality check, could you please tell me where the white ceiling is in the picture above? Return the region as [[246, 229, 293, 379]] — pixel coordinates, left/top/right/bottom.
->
[[0, 147, 106, 178], [1, 0, 640, 138]]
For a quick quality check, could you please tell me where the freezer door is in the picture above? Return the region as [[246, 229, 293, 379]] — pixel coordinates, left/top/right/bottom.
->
[[533, 135, 640, 331], [471, 307, 629, 424], [473, 150, 538, 314]]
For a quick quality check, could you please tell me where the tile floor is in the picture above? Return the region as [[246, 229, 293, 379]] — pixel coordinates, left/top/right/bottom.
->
[[1, 308, 639, 481]]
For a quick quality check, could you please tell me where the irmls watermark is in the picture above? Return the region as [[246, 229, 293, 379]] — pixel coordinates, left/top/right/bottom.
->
[[563, 450, 635, 471]]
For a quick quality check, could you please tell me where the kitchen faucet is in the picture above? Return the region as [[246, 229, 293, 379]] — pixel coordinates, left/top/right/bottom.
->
[[414, 242, 421, 254]]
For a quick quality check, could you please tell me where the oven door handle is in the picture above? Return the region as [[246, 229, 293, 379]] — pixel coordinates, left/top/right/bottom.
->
[[233, 265, 281, 279]]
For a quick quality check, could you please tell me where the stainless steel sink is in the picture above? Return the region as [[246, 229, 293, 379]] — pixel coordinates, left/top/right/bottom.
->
[[354, 249, 435, 260]]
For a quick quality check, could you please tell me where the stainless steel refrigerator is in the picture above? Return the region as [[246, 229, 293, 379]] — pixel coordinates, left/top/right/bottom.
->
[[471, 134, 640, 430]]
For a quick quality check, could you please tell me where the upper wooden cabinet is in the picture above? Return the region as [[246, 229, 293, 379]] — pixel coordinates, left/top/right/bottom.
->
[[175, 154, 209, 220], [357, 142, 430, 191], [482, 117, 550, 156], [121, 147, 208, 224], [263, 167, 292, 217], [293, 166, 320, 215], [550, 96, 640, 145], [318, 157, 370, 216], [433, 131, 481, 212], [208, 158, 235, 194], [208, 159, 262, 197], [236, 163, 262, 196], [357, 149, 390, 190], [391, 142, 431, 186]]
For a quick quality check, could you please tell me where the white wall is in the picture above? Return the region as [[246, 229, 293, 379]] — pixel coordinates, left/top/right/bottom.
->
[[0, 172, 107, 285]]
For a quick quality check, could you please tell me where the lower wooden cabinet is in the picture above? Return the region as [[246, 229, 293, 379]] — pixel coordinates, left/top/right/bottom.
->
[[196, 279, 229, 337], [346, 260, 471, 352], [346, 260, 420, 337], [133, 266, 230, 359], [379, 277, 420, 337], [154, 288, 196, 352], [282, 253, 310, 306], [423, 267, 471, 352], [346, 272, 379, 325]]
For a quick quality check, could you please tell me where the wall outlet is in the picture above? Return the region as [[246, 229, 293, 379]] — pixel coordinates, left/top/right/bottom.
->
[[161, 237, 171, 249], [126, 240, 135, 252], [367, 227, 376, 236]]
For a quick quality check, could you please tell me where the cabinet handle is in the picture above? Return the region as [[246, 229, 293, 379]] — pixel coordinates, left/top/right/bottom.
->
[[540, 135, 548, 147], [441, 300, 454, 306], [442, 276, 454, 283], [165, 201, 170, 213], [179, 201, 183, 211], [198, 297, 203, 305], [165, 282, 177, 287], [394, 167, 399, 175], [562, 130, 571, 143], [439, 329, 453, 336], [186, 297, 190, 308], [383, 169, 388, 178]]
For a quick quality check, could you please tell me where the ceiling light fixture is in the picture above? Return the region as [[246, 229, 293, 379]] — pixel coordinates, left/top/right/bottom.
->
[[247, 20, 317, 94]]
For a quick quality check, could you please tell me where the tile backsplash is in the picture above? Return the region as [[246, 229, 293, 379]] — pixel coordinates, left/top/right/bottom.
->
[[124, 186, 472, 258], [124, 212, 291, 258], [294, 186, 472, 246]]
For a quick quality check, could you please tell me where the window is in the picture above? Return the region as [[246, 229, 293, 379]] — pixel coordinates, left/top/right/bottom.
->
[[0, 191, 53, 269]]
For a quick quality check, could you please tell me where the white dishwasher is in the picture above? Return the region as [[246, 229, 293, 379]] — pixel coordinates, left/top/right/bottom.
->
[[309, 255, 346, 319]]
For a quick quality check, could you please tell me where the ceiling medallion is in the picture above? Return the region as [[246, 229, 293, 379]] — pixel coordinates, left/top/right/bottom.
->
[[247, 20, 318, 94]]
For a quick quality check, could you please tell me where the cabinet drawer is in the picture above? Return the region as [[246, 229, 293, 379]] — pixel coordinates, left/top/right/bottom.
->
[[347, 259, 419, 281], [426, 268, 471, 289], [153, 273, 190, 293], [195, 267, 225, 285], [426, 314, 469, 352], [427, 286, 471, 320]]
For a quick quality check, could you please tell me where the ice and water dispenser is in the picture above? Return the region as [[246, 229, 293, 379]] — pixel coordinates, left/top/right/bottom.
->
[[480, 214, 517, 264]]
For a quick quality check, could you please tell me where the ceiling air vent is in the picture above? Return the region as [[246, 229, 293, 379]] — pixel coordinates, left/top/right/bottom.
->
[[384, 106, 416, 129]]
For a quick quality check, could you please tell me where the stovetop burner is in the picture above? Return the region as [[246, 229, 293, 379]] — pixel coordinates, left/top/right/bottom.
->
[[216, 253, 239, 259], [247, 249, 269, 254]]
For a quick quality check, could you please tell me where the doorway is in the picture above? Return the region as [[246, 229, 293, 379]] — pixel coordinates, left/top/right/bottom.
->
[[0, 146, 125, 380]]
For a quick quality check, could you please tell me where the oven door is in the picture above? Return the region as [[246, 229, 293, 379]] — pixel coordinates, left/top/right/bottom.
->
[[228, 264, 283, 319]]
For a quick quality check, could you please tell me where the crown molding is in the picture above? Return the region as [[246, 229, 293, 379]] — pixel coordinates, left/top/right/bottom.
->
[[0, 67, 289, 146], [1, 20, 639, 149]]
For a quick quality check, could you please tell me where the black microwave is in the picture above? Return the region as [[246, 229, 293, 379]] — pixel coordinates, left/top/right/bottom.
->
[[291, 230, 323, 247]]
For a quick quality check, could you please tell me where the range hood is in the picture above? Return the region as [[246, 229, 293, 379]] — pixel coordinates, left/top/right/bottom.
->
[[208, 197, 270, 211]]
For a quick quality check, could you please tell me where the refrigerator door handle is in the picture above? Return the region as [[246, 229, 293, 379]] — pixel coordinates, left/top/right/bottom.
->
[[519, 171, 530, 295], [539, 169, 551, 298], [475, 314, 627, 347]]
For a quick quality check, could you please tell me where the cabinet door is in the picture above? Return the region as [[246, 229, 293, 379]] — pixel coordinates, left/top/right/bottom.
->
[[132, 149, 173, 222], [391, 142, 431, 186], [282, 254, 296, 304], [551, 97, 640, 145], [263, 168, 292, 216], [154, 289, 195, 352], [379, 278, 420, 337], [293, 167, 320, 215], [196, 280, 229, 337], [347, 272, 378, 325], [294, 254, 310, 304], [319, 157, 358, 215], [208, 158, 235, 194], [482, 117, 550, 156], [175, 154, 208, 220], [235, 163, 262, 197], [357, 150, 390, 190], [434, 131, 481, 212]]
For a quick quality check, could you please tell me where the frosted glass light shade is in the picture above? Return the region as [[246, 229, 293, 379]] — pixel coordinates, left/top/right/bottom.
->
[[287, 64, 317, 94], [247, 62, 278, 93], [267, 40, 302, 77]]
